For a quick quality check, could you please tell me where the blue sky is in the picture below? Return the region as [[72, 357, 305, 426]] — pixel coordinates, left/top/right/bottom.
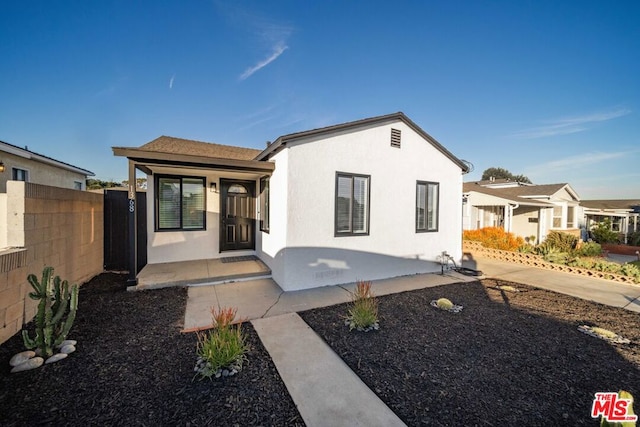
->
[[1, 1, 638, 198]]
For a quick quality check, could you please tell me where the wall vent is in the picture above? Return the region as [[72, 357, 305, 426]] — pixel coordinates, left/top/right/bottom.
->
[[390, 128, 401, 148]]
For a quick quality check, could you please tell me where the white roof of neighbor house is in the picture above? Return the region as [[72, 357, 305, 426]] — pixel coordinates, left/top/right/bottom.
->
[[0, 140, 94, 176], [581, 199, 640, 213], [464, 181, 580, 203]]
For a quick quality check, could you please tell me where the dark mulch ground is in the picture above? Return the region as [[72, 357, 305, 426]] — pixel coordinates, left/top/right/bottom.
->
[[0, 273, 304, 426], [300, 279, 640, 426]]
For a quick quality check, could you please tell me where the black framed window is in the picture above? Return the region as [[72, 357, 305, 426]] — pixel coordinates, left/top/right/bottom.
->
[[260, 176, 270, 233], [335, 172, 370, 236], [156, 175, 205, 231], [12, 168, 29, 182], [416, 181, 439, 232]]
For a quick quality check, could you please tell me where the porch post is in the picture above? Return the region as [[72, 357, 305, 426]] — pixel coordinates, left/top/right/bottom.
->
[[127, 160, 138, 284]]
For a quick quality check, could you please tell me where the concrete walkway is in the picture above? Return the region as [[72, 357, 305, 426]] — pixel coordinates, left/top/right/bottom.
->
[[184, 270, 474, 331], [184, 271, 475, 426], [252, 313, 406, 427], [465, 258, 640, 312], [182, 260, 640, 426]]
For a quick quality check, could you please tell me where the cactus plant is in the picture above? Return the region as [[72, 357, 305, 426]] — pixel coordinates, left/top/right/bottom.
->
[[21, 267, 79, 358]]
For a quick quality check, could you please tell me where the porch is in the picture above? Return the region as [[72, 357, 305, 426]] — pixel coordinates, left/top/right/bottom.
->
[[131, 256, 271, 290]]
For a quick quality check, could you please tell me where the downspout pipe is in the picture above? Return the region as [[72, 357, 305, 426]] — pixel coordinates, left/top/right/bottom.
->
[[507, 203, 519, 232]]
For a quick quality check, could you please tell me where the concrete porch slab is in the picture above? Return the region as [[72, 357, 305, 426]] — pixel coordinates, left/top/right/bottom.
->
[[134, 257, 271, 290], [184, 278, 283, 331]]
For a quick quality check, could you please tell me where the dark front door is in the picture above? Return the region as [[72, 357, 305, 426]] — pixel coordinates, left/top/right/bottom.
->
[[220, 180, 255, 251]]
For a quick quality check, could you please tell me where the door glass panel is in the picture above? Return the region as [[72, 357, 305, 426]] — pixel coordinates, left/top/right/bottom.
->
[[240, 224, 248, 243], [226, 225, 236, 243], [227, 197, 235, 217], [228, 184, 248, 194]]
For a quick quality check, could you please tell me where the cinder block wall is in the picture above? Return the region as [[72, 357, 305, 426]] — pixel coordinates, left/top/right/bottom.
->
[[0, 182, 104, 345]]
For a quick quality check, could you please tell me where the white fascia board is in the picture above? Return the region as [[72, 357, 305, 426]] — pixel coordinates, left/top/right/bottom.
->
[[0, 143, 31, 159], [1, 142, 93, 176]]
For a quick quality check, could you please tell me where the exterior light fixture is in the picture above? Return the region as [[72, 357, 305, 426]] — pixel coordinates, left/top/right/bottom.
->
[[210, 182, 217, 192], [0, 161, 4, 173]]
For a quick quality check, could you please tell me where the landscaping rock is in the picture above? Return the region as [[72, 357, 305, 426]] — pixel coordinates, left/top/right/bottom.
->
[[60, 344, 76, 354], [9, 351, 35, 367], [45, 353, 68, 364], [11, 357, 44, 373], [430, 299, 464, 313], [578, 325, 631, 344], [57, 340, 77, 348]]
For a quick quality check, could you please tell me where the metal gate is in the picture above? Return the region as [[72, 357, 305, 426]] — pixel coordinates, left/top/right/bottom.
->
[[104, 190, 147, 272]]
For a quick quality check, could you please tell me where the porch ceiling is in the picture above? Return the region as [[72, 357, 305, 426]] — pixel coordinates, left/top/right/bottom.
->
[[135, 163, 267, 180]]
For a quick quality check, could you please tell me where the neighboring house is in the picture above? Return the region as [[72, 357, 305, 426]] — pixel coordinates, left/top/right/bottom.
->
[[0, 140, 94, 192], [463, 179, 581, 244], [580, 199, 640, 243], [113, 112, 469, 291]]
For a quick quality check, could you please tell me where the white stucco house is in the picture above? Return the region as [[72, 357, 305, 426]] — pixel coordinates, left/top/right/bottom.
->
[[463, 179, 581, 244], [113, 112, 469, 291]]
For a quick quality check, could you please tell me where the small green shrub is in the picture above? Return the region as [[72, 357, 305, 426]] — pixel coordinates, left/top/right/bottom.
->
[[628, 231, 640, 246], [535, 243, 559, 256], [591, 219, 621, 244], [568, 257, 597, 269], [195, 307, 248, 379], [517, 244, 535, 253], [544, 252, 571, 264], [575, 242, 602, 257], [346, 281, 379, 331], [592, 260, 624, 274], [544, 231, 578, 253], [620, 263, 640, 281]]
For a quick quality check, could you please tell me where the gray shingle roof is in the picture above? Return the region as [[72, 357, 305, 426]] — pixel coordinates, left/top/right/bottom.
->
[[462, 182, 571, 206], [580, 200, 640, 210], [139, 136, 261, 161]]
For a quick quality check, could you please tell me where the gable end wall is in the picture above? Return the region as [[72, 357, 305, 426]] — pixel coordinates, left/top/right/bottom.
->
[[261, 120, 463, 290]]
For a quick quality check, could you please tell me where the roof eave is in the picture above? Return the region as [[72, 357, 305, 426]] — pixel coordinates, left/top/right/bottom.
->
[[1, 140, 94, 176], [113, 147, 275, 172], [255, 112, 469, 173]]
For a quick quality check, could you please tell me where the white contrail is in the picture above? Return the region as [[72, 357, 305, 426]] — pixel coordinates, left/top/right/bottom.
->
[[240, 43, 288, 80], [511, 108, 630, 139]]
